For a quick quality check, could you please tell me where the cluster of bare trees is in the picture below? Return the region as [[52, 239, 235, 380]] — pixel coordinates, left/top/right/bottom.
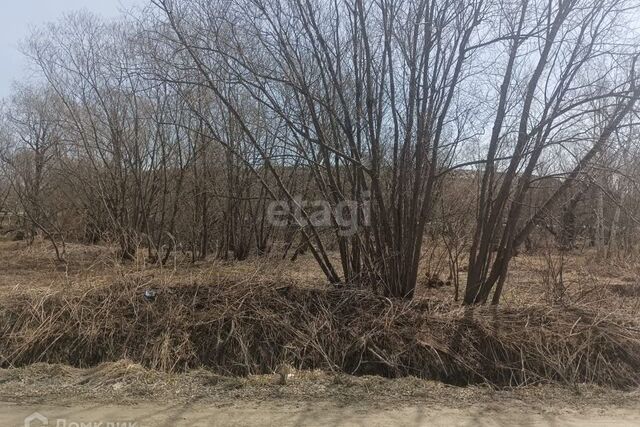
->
[[1, 0, 639, 304]]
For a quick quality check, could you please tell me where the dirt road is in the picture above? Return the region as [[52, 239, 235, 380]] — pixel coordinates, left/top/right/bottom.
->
[[3, 401, 640, 427]]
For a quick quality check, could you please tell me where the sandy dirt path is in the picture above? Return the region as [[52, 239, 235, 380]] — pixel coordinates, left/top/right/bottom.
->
[[2, 401, 640, 427]]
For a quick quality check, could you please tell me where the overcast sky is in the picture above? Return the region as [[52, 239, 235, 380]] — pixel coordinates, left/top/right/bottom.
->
[[0, 0, 146, 99]]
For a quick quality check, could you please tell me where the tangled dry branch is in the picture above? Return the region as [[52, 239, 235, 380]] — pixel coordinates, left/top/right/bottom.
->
[[1, 280, 639, 388]]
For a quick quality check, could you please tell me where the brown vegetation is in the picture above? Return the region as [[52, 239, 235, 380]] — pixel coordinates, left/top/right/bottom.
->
[[1, 0, 640, 393], [1, 240, 639, 389]]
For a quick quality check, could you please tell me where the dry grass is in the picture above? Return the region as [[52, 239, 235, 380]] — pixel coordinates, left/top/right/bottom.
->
[[0, 239, 327, 295], [2, 360, 639, 409], [1, 277, 639, 389], [1, 240, 640, 389]]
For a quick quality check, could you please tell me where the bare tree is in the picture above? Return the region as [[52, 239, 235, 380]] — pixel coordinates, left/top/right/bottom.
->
[[152, 0, 486, 297], [0, 84, 67, 262], [464, 0, 640, 304], [2, 0, 636, 305]]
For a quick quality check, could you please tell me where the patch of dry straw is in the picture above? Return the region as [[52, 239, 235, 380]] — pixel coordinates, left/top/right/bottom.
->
[[1, 279, 639, 388]]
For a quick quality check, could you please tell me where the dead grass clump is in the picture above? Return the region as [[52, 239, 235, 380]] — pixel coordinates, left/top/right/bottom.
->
[[1, 280, 639, 389]]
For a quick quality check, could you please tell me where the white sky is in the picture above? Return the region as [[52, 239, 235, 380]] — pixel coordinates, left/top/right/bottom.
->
[[1, 1, 639, 100], [0, 0, 146, 99]]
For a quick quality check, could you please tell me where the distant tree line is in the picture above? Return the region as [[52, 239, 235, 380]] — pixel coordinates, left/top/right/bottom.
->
[[1, 0, 639, 304]]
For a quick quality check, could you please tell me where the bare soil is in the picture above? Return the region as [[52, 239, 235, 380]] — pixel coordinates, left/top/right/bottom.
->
[[3, 401, 640, 426]]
